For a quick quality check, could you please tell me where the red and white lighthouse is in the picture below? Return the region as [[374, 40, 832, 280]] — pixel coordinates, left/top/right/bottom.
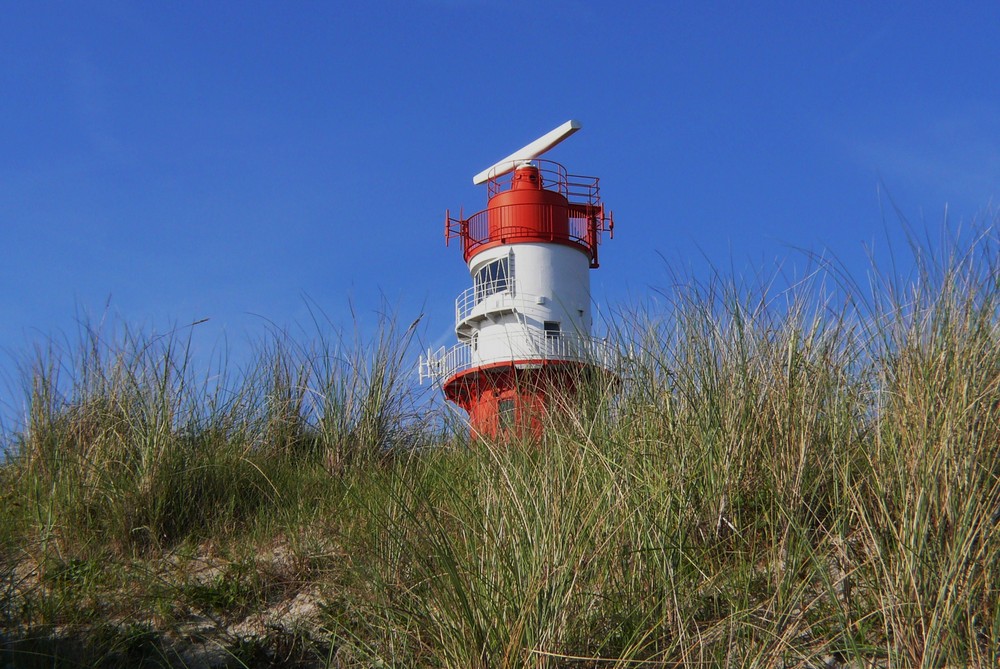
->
[[420, 120, 615, 437]]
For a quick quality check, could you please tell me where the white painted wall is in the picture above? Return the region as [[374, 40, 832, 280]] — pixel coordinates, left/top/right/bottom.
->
[[463, 242, 593, 367]]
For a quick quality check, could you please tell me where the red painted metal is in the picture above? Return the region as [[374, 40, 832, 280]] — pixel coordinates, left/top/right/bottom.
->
[[446, 159, 612, 268], [442, 360, 594, 439]]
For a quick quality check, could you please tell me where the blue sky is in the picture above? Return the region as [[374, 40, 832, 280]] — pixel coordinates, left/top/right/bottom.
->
[[2, 2, 998, 421]]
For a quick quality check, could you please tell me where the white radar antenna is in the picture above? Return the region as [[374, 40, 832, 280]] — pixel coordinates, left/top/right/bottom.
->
[[472, 119, 581, 185]]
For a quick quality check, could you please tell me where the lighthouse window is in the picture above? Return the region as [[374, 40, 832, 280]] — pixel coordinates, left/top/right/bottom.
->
[[498, 398, 516, 431], [544, 321, 561, 338], [474, 256, 510, 303]]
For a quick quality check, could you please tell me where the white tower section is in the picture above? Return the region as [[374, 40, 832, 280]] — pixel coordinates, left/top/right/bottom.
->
[[459, 242, 593, 366]]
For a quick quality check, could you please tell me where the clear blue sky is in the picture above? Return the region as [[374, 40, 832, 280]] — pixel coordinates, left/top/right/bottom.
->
[[2, 2, 998, 419]]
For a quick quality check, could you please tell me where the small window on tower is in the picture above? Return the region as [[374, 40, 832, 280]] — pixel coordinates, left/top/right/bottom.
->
[[498, 398, 515, 431], [544, 321, 561, 338]]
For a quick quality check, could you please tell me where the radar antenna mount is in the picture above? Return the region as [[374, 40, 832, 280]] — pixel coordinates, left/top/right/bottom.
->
[[472, 119, 581, 185]]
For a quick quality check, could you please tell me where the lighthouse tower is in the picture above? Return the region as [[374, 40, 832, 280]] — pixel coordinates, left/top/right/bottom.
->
[[420, 120, 614, 438]]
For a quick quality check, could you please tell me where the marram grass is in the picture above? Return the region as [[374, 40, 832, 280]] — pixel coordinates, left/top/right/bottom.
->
[[1, 227, 998, 667]]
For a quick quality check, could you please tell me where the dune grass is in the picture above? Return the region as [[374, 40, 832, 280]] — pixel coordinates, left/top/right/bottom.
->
[[1, 225, 998, 667]]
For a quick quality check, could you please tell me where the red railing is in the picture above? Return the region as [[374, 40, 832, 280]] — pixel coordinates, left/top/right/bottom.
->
[[483, 159, 601, 204], [445, 160, 613, 268]]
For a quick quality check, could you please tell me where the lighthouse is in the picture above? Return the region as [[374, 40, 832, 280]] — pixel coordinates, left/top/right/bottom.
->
[[420, 120, 615, 438]]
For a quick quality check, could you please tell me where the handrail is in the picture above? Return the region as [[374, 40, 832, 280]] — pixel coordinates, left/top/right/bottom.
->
[[419, 331, 617, 383], [485, 159, 600, 206], [445, 159, 612, 268], [455, 279, 515, 324], [449, 202, 609, 267]]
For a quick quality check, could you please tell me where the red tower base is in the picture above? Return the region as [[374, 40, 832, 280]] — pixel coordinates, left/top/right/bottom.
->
[[442, 361, 596, 439]]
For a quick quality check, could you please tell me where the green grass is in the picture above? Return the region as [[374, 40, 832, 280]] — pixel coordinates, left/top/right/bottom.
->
[[1, 225, 998, 667]]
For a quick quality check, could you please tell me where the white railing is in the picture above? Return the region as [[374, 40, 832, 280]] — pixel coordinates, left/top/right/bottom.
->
[[454, 279, 514, 324], [419, 343, 471, 383], [419, 331, 618, 383]]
